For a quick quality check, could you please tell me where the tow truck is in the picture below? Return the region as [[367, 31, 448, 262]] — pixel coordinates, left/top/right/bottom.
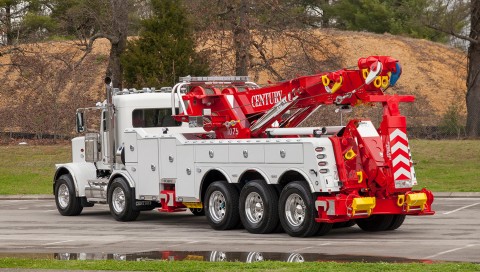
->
[[54, 56, 434, 237]]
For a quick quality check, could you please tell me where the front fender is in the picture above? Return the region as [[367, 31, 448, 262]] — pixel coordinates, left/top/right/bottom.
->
[[109, 169, 136, 188], [54, 163, 97, 197]]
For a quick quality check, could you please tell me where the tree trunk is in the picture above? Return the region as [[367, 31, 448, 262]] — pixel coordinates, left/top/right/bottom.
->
[[466, 0, 480, 137], [5, 5, 13, 45], [107, 40, 125, 89], [233, 0, 250, 76], [106, 0, 128, 89], [321, 0, 330, 28]]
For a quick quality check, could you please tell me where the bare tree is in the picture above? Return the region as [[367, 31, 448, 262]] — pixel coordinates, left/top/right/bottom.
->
[[105, 0, 129, 88], [466, 0, 480, 137], [0, 42, 105, 140], [0, 1, 27, 45], [233, 0, 250, 76], [55, 0, 132, 88], [185, 0, 343, 82], [426, 0, 480, 137]]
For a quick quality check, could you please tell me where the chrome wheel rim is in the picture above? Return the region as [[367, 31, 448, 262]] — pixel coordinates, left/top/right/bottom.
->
[[285, 193, 305, 227], [287, 253, 305, 263], [58, 183, 70, 209], [209, 191, 226, 222], [210, 251, 226, 262], [112, 187, 126, 214], [246, 252, 264, 263], [245, 192, 264, 224]]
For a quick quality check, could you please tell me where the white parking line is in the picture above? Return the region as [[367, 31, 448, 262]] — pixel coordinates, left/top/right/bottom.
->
[[43, 240, 74, 246], [167, 240, 199, 248], [292, 243, 332, 252], [443, 203, 480, 215], [424, 244, 477, 259]]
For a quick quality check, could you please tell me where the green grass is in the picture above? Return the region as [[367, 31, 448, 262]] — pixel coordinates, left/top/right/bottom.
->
[[410, 140, 480, 192], [0, 258, 479, 271], [0, 140, 478, 195], [0, 145, 70, 195]]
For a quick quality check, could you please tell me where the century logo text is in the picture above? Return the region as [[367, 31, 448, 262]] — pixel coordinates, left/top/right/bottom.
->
[[251, 91, 282, 108]]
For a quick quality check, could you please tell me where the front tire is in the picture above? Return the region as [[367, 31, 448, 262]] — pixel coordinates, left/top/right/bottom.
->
[[204, 181, 240, 230], [239, 180, 279, 234], [108, 177, 140, 222], [54, 174, 83, 216], [278, 181, 326, 237]]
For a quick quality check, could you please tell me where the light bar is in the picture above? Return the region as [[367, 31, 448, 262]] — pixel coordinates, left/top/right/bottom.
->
[[179, 76, 250, 83]]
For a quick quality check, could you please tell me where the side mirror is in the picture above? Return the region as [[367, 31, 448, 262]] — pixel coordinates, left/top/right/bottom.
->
[[76, 111, 85, 133]]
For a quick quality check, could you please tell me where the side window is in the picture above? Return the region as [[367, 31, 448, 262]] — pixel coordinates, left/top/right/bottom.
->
[[132, 108, 181, 128], [132, 109, 145, 127]]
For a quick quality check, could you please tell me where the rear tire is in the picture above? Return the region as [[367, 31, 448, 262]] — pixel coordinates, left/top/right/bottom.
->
[[278, 181, 324, 237], [190, 207, 205, 216], [387, 215, 406, 230], [356, 215, 394, 232], [333, 220, 356, 229], [54, 174, 83, 216], [239, 180, 279, 234], [108, 177, 140, 221], [204, 181, 240, 230], [316, 222, 333, 236]]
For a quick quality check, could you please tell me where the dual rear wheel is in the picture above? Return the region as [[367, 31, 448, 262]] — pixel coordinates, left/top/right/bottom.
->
[[204, 180, 406, 236], [204, 180, 332, 237]]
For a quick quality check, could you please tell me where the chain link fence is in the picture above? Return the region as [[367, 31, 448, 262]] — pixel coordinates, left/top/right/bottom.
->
[[0, 91, 474, 143]]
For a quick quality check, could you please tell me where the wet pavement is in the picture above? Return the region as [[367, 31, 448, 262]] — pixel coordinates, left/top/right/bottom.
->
[[0, 198, 479, 263]]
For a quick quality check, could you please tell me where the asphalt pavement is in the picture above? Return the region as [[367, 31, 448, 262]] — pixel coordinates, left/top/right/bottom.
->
[[0, 195, 479, 264]]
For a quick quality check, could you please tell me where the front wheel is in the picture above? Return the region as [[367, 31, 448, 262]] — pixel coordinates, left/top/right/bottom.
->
[[239, 181, 279, 234], [108, 177, 140, 222], [204, 181, 240, 230], [54, 174, 83, 216], [278, 181, 328, 237]]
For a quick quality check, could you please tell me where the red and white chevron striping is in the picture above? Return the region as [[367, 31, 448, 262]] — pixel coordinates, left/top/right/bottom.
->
[[390, 128, 412, 181]]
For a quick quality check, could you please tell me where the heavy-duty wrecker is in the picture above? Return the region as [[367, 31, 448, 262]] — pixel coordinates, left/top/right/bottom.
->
[[54, 55, 434, 237]]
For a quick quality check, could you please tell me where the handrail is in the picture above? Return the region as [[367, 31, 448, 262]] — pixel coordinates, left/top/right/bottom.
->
[[171, 83, 188, 115]]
